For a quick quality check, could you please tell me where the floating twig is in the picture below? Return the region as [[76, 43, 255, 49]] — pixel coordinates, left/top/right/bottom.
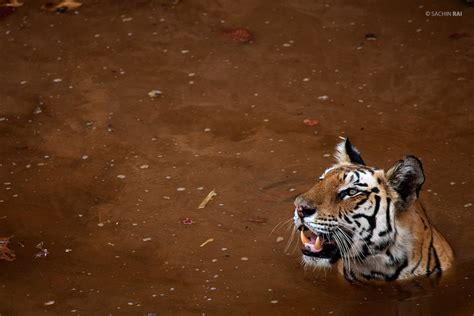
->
[[199, 238, 214, 247], [198, 189, 217, 209]]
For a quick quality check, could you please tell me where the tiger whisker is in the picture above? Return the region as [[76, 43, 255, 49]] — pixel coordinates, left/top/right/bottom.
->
[[285, 226, 299, 253], [270, 218, 293, 235]]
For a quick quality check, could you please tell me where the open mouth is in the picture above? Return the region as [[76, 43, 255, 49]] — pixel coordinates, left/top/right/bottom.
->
[[299, 226, 340, 261]]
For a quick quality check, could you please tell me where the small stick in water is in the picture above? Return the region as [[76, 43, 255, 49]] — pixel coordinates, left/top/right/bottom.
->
[[198, 190, 217, 209], [199, 238, 214, 248]]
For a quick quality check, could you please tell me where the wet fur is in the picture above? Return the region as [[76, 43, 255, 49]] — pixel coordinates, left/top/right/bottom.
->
[[294, 139, 454, 282]]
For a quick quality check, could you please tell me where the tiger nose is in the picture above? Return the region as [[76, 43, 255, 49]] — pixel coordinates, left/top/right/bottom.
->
[[294, 195, 317, 218]]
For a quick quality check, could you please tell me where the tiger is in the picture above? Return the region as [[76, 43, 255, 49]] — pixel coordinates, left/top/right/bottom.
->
[[293, 137, 454, 282]]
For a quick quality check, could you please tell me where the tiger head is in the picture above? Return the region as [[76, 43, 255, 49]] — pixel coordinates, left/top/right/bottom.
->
[[294, 138, 425, 270]]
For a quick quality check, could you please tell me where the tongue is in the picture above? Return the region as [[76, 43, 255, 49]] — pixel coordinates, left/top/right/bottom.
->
[[300, 231, 323, 253]]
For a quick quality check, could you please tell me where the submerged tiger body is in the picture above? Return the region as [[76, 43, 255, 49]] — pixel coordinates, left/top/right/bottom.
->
[[293, 138, 454, 282]]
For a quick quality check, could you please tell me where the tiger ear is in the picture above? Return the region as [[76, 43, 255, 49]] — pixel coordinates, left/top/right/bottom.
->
[[386, 156, 425, 210], [334, 137, 365, 165]]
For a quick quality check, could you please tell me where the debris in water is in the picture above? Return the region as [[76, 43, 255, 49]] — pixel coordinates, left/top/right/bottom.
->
[[276, 236, 284, 243], [117, 175, 126, 179], [180, 217, 194, 225], [44, 300, 55, 306], [142, 237, 152, 242], [0, 236, 15, 261], [317, 95, 329, 101], [2, 0, 23, 7], [43, 0, 82, 12], [365, 33, 377, 41], [240, 257, 249, 261], [198, 189, 217, 209], [222, 28, 253, 43], [148, 90, 162, 98], [34, 242, 49, 258], [199, 238, 214, 247], [248, 217, 267, 224], [33, 106, 43, 114], [303, 119, 319, 126]]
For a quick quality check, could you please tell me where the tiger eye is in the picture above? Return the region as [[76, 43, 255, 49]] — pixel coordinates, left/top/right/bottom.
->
[[348, 189, 358, 196]]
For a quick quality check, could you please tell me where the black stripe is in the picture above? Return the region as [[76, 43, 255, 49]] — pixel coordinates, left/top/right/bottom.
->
[[343, 214, 353, 224], [385, 198, 392, 232], [386, 248, 395, 263], [411, 257, 422, 274], [362, 273, 375, 280], [426, 240, 442, 276], [431, 247, 442, 275], [353, 196, 381, 255], [420, 216, 428, 230], [360, 244, 371, 259], [361, 257, 408, 281], [355, 198, 368, 209], [353, 195, 380, 226], [363, 270, 388, 280], [343, 267, 350, 281], [426, 235, 434, 276], [374, 240, 390, 251], [385, 258, 409, 281], [358, 169, 367, 175], [343, 266, 360, 283], [349, 269, 360, 282]]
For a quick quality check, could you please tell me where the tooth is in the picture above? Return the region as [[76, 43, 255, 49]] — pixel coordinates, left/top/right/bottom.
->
[[314, 236, 322, 251], [300, 231, 310, 244]]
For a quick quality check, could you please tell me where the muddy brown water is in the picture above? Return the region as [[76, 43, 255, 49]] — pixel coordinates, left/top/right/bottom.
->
[[0, 0, 473, 315]]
